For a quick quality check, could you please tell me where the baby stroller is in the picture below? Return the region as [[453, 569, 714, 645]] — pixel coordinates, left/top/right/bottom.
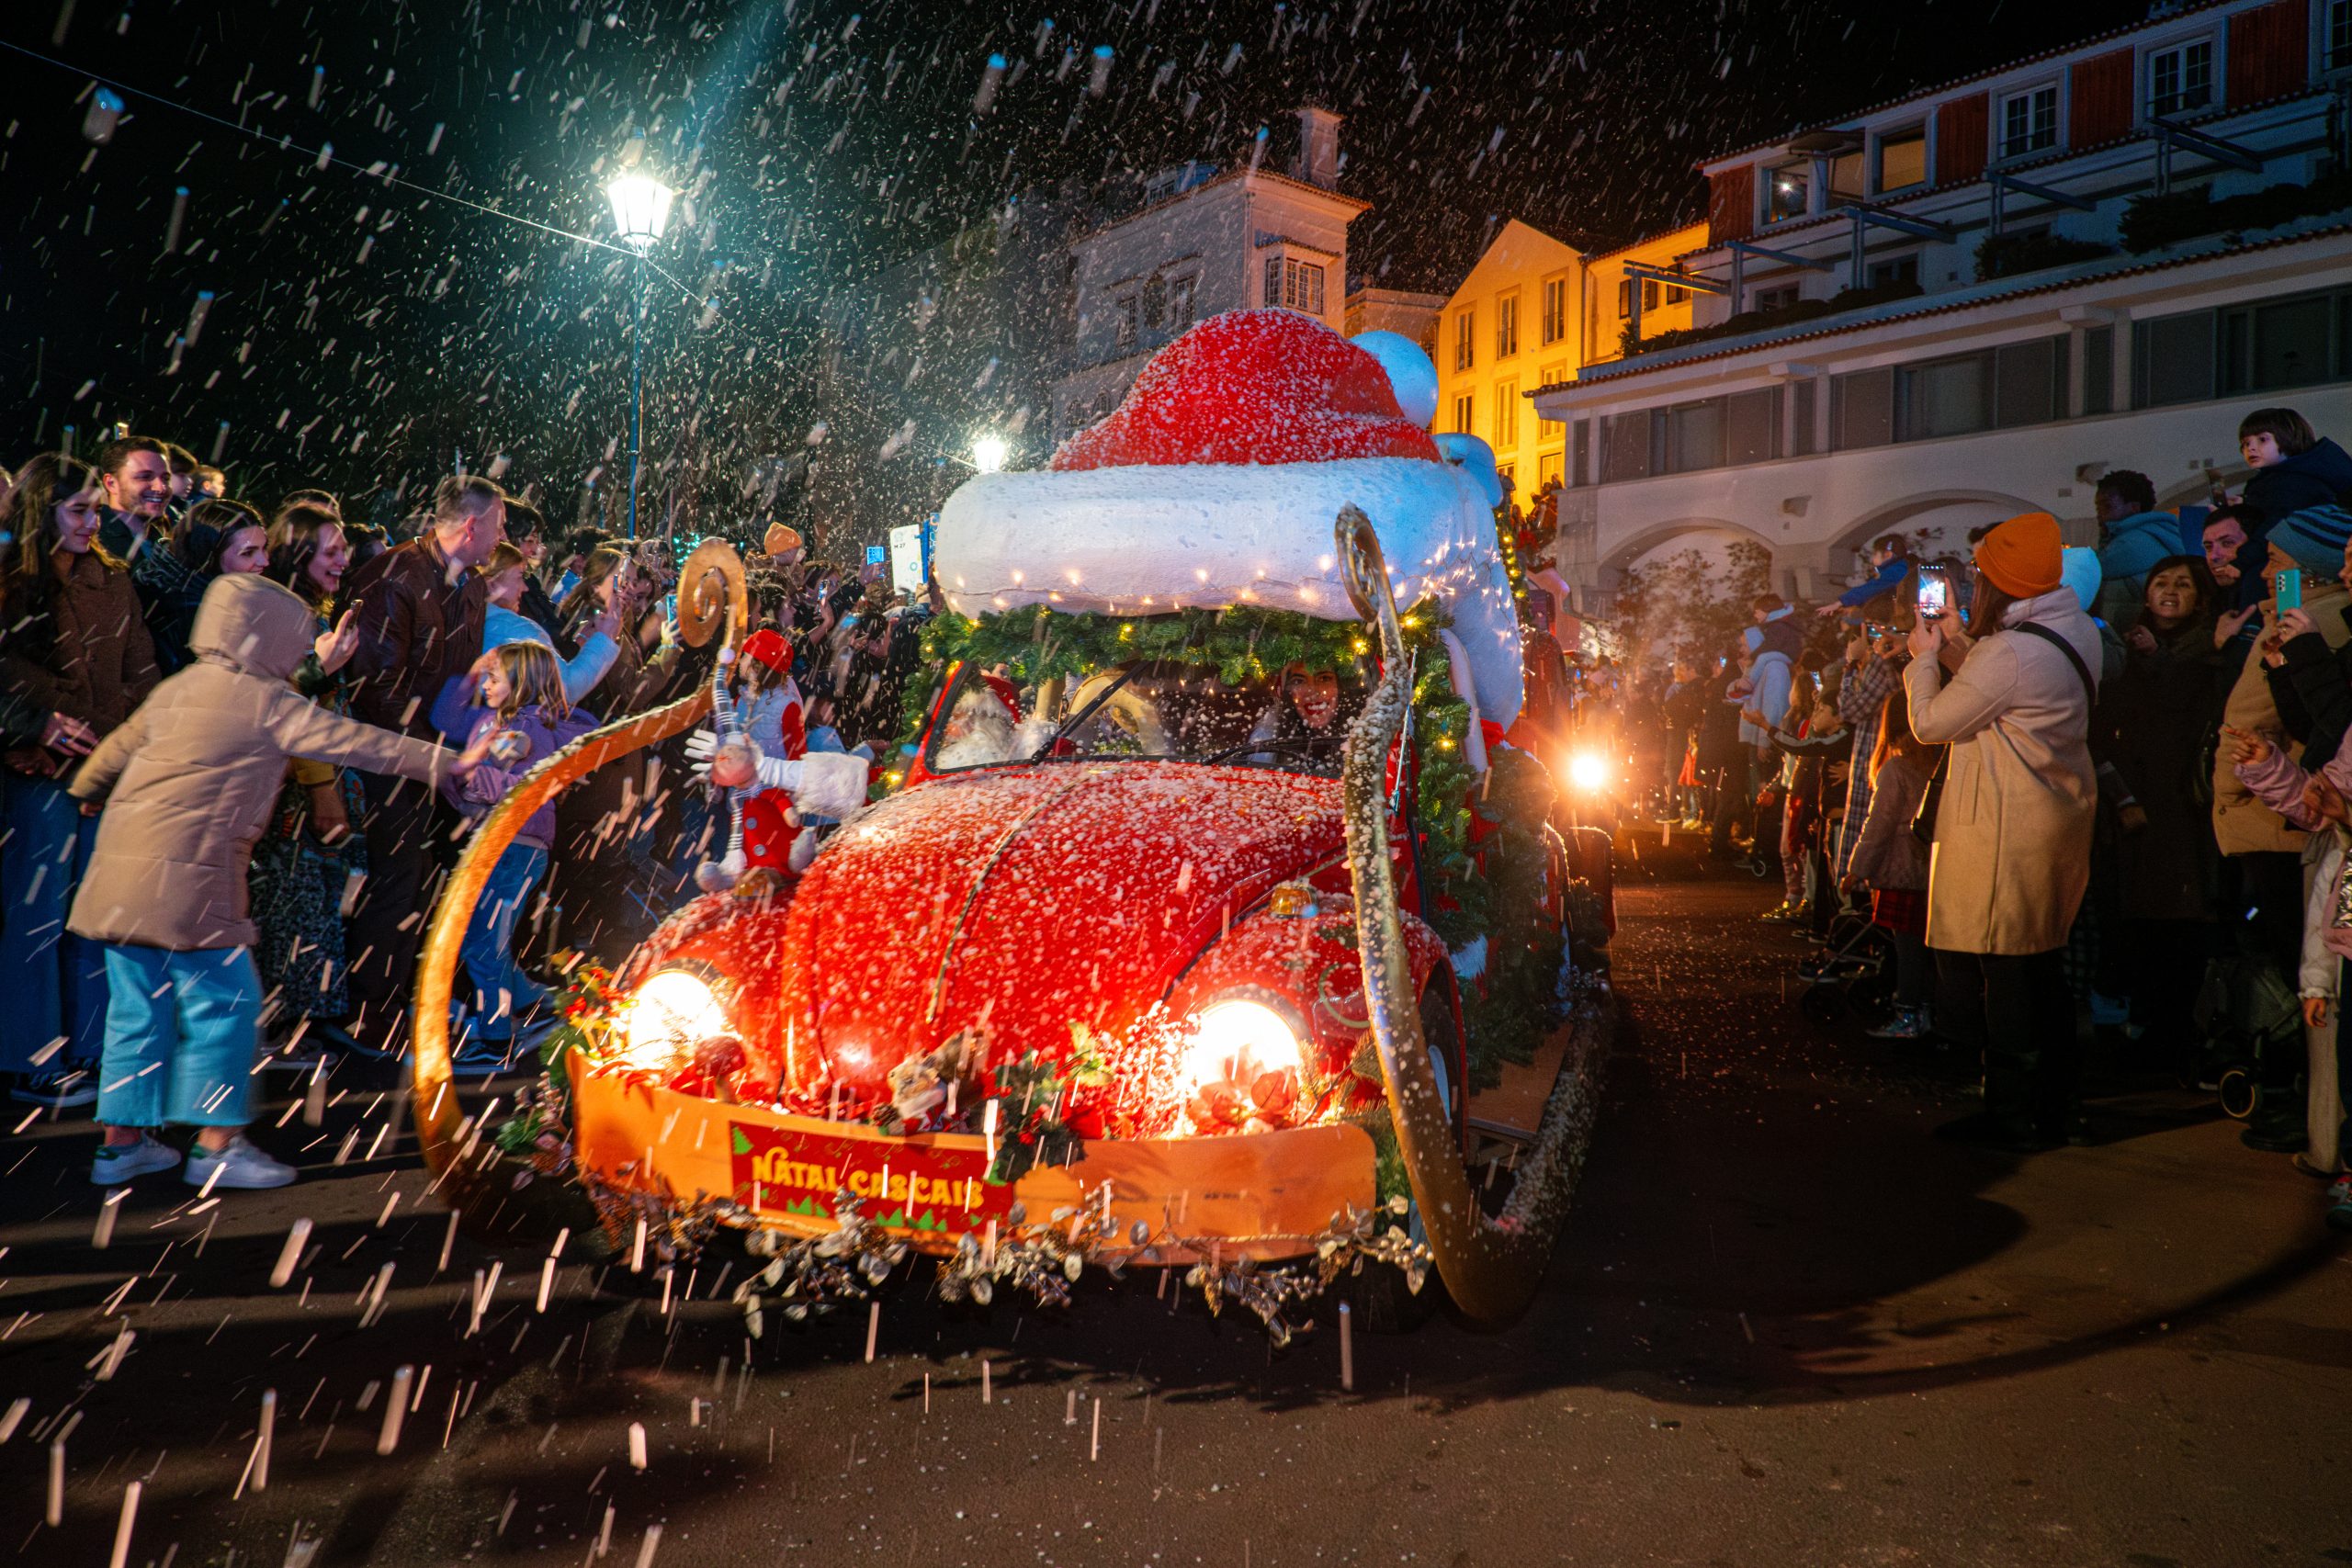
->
[[2193, 947, 2304, 1124], [1793, 907, 1895, 1026]]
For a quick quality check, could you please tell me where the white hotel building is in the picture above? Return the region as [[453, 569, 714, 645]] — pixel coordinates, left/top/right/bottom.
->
[[1531, 0, 2352, 609]]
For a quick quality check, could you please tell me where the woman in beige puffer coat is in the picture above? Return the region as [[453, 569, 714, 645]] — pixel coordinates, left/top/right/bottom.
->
[[67, 572, 485, 1190], [1905, 512, 2100, 1154]]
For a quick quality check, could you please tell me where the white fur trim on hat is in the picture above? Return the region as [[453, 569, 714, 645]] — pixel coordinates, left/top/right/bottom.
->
[[935, 457, 1523, 729]]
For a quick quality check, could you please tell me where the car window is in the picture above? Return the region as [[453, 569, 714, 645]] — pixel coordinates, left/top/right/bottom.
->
[[922, 660, 1368, 776]]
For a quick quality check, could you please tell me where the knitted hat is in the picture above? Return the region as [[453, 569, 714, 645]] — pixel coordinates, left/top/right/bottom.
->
[[2264, 502, 2352, 577], [763, 523, 802, 558], [2059, 547, 2103, 615], [1973, 512, 2064, 598]]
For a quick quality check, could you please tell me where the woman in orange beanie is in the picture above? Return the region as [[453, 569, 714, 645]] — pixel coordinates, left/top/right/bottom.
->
[[1905, 511, 2102, 1152]]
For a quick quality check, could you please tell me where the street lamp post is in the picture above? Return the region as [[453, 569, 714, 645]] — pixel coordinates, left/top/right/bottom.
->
[[605, 173, 675, 540]]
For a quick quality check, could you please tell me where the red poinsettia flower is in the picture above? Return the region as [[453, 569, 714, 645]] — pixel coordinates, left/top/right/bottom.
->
[[1249, 1067, 1299, 1124]]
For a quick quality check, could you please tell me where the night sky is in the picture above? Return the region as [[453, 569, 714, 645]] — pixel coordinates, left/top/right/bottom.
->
[[0, 0, 2143, 541]]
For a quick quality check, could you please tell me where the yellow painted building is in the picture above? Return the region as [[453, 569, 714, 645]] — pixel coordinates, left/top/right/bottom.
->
[[1431, 219, 1713, 503], [1579, 222, 1712, 371], [1432, 220, 1585, 500]]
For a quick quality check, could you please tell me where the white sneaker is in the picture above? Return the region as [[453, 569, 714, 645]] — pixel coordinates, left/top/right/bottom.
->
[[182, 1134, 298, 1190], [89, 1133, 181, 1185], [14, 1070, 98, 1110]]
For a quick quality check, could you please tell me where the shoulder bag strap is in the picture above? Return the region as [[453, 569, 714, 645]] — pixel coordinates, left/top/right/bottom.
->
[[2011, 620, 2096, 704]]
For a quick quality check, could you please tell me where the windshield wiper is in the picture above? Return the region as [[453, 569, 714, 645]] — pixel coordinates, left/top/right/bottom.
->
[[1028, 665, 1142, 762]]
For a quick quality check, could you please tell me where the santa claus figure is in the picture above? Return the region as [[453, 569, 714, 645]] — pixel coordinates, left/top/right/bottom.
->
[[933, 672, 1023, 771]]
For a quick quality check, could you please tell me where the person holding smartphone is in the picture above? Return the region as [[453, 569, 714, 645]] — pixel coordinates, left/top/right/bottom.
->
[[1905, 512, 2101, 1153], [2213, 502, 2352, 1153]]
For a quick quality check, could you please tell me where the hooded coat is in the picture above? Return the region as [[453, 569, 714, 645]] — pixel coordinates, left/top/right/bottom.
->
[[65, 573, 458, 952], [1906, 587, 2102, 954]]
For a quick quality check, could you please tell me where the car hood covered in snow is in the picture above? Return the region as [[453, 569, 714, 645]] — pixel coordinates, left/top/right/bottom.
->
[[625, 761, 1347, 1108]]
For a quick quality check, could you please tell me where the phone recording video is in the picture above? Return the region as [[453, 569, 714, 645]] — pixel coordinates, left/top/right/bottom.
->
[[1915, 567, 1950, 619]]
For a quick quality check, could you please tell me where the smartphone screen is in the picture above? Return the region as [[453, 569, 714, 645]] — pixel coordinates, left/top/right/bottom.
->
[[865, 544, 888, 566], [1916, 570, 1949, 616], [2278, 569, 2303, 613]]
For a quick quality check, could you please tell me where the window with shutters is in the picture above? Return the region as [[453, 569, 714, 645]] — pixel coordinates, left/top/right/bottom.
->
[[1453, 393, 1474, 434], [2147, 38, 2214, 117], [1536, 450, 1563, 491], [1999, 85, 2058, 159], [1494, 378, 1520, 449], [1453, 308, 1476, 372], [1262, 255, 1326, 316], [1116, 294, 1140, 352], [1616, 280, 1634, 320], [1495, 291, 1520, 359], [1541, 275, 1569, 344], [1167, 275, 1196, 331]]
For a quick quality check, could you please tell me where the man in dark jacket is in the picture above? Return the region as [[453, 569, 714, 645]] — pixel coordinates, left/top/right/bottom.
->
[[337, 474, 503, 1045], [92, 436, 173, 564]]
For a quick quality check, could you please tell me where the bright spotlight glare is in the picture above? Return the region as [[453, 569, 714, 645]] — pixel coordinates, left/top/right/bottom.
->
[[1182, 1000, 1306, 1094], [605, 174, 676, 250], [971, 434, 1009, 474], [1567, 751, 1611, 793], [623, 969, 728, 1066]]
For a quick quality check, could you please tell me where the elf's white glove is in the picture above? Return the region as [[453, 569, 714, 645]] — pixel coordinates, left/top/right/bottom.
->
[[752, 751, 870, 821]]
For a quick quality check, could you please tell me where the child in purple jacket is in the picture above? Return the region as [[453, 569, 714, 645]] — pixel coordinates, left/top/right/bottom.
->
[[442, 640, 597, 1072]]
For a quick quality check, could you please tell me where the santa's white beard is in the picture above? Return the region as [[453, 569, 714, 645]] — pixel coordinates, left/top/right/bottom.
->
[[934, 718, 1017, 772]]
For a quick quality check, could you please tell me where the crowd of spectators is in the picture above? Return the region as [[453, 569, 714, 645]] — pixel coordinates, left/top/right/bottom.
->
[[0, 434, 923, 1190], [1604, 405, 2352, 1232]]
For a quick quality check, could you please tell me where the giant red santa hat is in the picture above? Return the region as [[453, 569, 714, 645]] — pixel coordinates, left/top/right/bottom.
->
[[933, 310, 1523, 728]]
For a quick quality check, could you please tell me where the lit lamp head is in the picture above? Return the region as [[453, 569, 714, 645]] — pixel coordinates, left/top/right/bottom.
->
[[970, 434, 1008, 475], [605, 174, 676, 251]]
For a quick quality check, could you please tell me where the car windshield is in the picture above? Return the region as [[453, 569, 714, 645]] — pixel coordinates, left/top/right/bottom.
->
[[924, 659, 1370, 777]]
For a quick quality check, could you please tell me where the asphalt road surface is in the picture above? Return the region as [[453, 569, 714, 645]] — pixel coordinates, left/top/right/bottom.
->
[[4, 833, 2348, 1567]]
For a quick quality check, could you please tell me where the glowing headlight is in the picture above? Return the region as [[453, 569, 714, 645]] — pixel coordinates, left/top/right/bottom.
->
[[623, 969, 729, 1065], [1182, 999, 1307, 1091], [1566, 750, 1611, 793]]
